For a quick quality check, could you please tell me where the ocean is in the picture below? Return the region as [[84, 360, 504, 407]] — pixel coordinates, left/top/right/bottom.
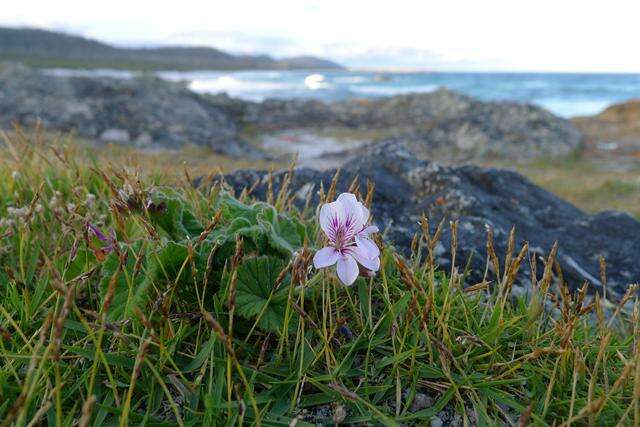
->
[[47, 68, 640, 118]]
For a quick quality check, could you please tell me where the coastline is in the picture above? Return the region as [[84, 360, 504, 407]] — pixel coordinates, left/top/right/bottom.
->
[[37, 66, 640, 118]]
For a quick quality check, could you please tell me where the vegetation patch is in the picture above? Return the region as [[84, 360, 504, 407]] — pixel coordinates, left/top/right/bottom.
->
[[0, 133, 638, 425]]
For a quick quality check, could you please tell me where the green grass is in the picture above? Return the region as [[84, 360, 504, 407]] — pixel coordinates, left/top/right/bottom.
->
[[1, 131, 639, 426]]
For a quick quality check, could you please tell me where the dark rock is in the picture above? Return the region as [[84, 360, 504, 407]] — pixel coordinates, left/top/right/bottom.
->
[[242, 98, 337, 131], [241, 89, 584, 160], [410, 393, 434, 412], [211, 144, 639, 297], [0, 62, 249, 156]]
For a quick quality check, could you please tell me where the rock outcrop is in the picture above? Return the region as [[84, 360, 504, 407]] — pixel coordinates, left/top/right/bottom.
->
[[212, 145, 639, 297], [238, 89, 584, 160], [0, 62, 248, 156]]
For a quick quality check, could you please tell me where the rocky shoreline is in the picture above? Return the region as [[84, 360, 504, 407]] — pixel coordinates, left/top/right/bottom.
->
[[0, 62, 250, 156], [233, 90, 584, 160], [0, 62, 585, 162]]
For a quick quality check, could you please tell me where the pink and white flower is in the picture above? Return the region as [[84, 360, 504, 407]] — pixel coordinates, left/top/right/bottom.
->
[[313, 193, 381, 286]]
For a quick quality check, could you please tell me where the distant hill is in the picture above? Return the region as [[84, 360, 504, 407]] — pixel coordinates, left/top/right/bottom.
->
[[0, 27, 343, 71]]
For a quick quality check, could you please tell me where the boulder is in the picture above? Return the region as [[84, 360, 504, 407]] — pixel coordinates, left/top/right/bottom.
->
[[99, 128, 130, 144], [134, 132, 154, 147], [210, 144, 639, 297]]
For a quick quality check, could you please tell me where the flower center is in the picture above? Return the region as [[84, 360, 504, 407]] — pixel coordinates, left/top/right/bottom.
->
[[330, 214, 357, 252]]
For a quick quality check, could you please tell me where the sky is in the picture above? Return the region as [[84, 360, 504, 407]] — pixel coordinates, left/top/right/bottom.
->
[[2, 0, 640, 72]]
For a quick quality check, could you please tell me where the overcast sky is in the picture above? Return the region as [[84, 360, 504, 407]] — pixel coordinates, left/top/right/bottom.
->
[[2, 0, 640, 72]]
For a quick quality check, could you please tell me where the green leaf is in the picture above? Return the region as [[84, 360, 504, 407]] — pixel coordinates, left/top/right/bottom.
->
[[258, 205, 305, 254], [99, 241, 190, 321], [99, 242, 147, 321], [214, 193, 305, 256], [147, 241, 190, 285], [235, 256, 290, 333], [64, 345, 135, 368], [148, 189, 203, 240]]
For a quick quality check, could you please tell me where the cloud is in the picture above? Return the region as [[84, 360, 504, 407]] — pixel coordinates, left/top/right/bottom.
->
[[317, 45, 505, 70], [1, 0, 640, 72]]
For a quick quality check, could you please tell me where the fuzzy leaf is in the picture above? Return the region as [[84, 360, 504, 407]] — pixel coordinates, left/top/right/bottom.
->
[[235, 256, 290, 333], [100, 241, 190, 321], [148, 190, 203, 240], [99, 242, 147, 321]]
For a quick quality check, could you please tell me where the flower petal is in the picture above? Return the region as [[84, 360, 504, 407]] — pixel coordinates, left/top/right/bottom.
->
[[319, 201, 345, 240], [87, 222, 108, 242], [336, 254, 359, 286], [337, 193, 365, 238], [313, 247, 339, 269], [360, 205, 370, 224], [356, 234, 380, 258], [337, 193, 360, 213], [361, 225, 379, 236], [348, 245, 381, 272]]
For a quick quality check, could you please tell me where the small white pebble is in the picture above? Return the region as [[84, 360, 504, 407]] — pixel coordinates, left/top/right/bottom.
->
[[410, 393, 433, 412], [85, 193, 96, 208], [332, 405, 347, 424]]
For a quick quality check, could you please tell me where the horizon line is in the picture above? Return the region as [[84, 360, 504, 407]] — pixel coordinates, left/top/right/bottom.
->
[[4, 25, 640, 75]]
